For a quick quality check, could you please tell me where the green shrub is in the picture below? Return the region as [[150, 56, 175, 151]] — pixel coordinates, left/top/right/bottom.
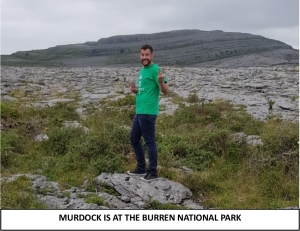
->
[[1, 102, 19, 119], [1, 131, 25, 168], [90, 154, 125, 174], [184, 149, 215, 171], [178, 172, 206, 196], [68, 132, 110, 160], [42, 128, 126, 182], [199, 129, 231, 157], [260, 120, 298, 156], [105, 127, 131, 155], [224, 111, 263, 134], [42, 127, 86, 155], [45, 102, 79, 121], [158, 134, 215, 171], [258, 167, 299, 207], [193, 103, 222, 121]]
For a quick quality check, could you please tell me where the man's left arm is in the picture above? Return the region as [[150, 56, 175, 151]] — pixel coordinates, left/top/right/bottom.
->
[[159, 81, 168, 94], [158, 67, 168, 94]]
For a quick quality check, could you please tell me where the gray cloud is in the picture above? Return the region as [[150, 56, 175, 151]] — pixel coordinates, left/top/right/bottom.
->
[[1, 0, 298, 54]]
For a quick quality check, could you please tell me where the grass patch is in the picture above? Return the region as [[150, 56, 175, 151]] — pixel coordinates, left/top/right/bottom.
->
[[147, 200, 186, 209], [101, 94, 135, 107], [1, 175, 47, 209], [97, 182, 121, 196], [187, 93, 199, 103], [85, 194, 108, 207]]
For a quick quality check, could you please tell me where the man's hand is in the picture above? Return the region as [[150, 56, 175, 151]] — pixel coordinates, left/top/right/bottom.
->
[[158, 67, 165, 83], [158, 67, 168, 94], [130, 82, 138, 94]]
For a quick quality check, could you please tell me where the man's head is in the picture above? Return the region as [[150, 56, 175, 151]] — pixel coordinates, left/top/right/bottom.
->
[[140, 44, 154, 67]]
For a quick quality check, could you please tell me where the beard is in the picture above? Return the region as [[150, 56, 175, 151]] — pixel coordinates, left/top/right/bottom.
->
[[141, 59, 151, 66]]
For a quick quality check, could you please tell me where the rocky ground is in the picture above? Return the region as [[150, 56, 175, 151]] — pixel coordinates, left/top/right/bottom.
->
[[1, 65, 299, 121], [1, 173, 202, 209], [2, 173, 298, 210]]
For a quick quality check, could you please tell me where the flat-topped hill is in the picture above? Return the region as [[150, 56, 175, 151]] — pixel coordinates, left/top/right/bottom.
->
[[2, 29, 298, 68]]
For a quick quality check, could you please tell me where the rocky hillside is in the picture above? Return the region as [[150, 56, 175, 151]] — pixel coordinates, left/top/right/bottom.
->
[[2, 29, 298, 68]]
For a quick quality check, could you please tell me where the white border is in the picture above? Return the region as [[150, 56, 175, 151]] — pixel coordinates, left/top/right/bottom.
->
[[1, 209, 299, 230]]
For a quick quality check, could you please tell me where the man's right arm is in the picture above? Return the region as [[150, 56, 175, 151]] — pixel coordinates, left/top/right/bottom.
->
[[130, 83, 138, 94]]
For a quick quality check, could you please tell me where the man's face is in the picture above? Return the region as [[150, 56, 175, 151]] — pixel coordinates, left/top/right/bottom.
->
[[140, 49, 153, 66]]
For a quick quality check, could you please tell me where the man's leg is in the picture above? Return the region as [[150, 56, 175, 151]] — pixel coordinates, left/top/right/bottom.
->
[[128, 114, 146, 175], [140, 115, 158, 179]]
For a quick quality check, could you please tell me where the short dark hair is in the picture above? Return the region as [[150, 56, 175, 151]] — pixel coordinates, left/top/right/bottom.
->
[[140, 44, 153, 53]]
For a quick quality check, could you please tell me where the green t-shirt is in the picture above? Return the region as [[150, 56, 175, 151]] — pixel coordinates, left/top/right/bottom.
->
[[135, 63, 167, 115]]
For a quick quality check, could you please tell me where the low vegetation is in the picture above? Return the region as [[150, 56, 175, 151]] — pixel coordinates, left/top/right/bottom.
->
[[1, 175, 46, 209], [84, 194, 108, 207], [147, 199, 186, 209], [1, 94, 298, 209]]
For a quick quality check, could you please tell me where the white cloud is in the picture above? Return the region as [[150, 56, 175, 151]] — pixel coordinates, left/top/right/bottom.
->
[[1, 0, 299, 54], [253, 26, 299, 49]]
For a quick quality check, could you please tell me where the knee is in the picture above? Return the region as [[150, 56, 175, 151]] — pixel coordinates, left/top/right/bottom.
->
[[144, 138, 156, 147], [130, 135, 139, 145]]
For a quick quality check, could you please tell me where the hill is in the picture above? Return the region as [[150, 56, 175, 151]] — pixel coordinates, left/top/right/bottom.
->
[[1, 29, 298, 67]]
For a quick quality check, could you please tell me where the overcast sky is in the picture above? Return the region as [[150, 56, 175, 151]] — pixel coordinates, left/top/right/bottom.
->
[[1, 0, 299, 55]]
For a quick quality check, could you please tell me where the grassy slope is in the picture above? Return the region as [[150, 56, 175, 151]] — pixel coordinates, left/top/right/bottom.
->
[[1, 95, 298, 209]]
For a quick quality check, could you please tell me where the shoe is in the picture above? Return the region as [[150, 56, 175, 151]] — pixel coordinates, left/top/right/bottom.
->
[[126, 167, 147, 176], [140, 172, 158, 181]]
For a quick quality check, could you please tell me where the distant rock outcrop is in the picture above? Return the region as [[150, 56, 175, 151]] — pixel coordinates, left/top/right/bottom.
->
[[3, 29, 298, 68]]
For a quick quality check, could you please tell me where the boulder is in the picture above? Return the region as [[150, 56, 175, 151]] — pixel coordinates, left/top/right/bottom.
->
[[95, 173, 196, 207]]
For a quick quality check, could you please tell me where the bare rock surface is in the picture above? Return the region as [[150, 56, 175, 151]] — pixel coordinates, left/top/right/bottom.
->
[[95, 173, 200, 208], [1, 65, 298, 121]]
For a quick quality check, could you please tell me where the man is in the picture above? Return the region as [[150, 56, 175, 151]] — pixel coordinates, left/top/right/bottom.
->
[[127, 44, 168, 181]]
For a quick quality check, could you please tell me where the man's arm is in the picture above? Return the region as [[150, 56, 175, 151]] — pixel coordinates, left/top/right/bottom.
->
[[158, 68, 168, 94], [159, 81, 168, 94], [130, 83, 138, 94]]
